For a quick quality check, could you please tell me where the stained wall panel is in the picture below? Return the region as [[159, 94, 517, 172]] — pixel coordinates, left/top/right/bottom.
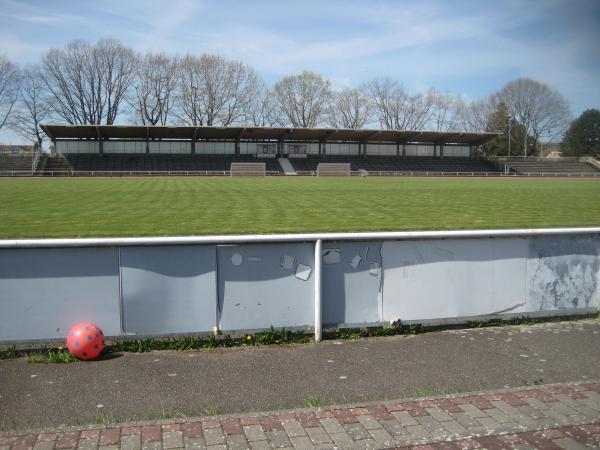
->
[[120, 245, 216, 335], [0, 248, 120, 341], [381, 238, 528, 321], [217, 243, 314, 331]]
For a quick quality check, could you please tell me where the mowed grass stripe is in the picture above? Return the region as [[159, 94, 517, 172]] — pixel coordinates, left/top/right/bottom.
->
[[0, 177, 599, 238]]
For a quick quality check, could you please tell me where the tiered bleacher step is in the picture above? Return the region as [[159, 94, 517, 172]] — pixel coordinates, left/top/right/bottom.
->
[[290, 156, 499, 175], [0, 155, 33, 175], [37, 154, 283, 175], [503, 159, 600, 176]]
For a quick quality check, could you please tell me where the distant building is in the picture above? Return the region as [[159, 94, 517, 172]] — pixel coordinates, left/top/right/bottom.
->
[[0, 145, 35, 156]]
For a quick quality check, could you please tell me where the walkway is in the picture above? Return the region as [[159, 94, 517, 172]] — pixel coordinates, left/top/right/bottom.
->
[[1, 381, 599, 449]]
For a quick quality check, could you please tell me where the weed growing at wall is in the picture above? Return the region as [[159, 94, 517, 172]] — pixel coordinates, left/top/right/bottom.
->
[[0, 313, 597, 362]]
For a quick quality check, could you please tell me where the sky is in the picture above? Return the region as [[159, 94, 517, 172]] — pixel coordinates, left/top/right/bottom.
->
[[0, 0, 599, 144]]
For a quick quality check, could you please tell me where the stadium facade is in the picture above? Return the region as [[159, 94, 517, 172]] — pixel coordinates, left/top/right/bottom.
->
[[42, 125, 497, 158]]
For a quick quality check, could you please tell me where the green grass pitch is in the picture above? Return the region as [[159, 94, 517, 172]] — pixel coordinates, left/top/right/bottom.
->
[[1, 177, 599, 238]]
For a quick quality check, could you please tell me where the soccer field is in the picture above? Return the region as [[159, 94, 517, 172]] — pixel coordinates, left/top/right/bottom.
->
[[1, 177, 599, 238]]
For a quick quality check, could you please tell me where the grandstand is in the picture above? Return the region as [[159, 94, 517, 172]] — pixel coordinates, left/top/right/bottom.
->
[[38, 154, 281, 174], [292, 155, 497, 174], [0, 124, 590, 177], [34, 124, 500, 176], [501, 158, 600, 176], [0, 155, 33, 175]]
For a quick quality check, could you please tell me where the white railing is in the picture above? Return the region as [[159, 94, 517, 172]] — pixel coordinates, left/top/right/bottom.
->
[[2, 169, 600, 178]]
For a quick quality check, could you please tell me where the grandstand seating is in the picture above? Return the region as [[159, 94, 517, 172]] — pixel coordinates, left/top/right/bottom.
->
[[0, 155, 33, 173], [38, 154, 283, 173], [290, 156, 499, 174], [503, 159, 600, 175]]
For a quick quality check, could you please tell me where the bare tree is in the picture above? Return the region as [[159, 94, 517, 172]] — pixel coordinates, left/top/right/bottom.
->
[[427, 90, 464, 131], [327, 87, 371, 129], [41, 39, 136, 124], [129, 53, 177, 125], [0, 56, 20, 131], [493, 78, 571, 155], [272, 71, 332, 127], [457, 99, 494, 133], [175, 54, 260, 126], [243, 81, 285, 127], [364, 78, 432, 130], [8, 66, 49, 147]]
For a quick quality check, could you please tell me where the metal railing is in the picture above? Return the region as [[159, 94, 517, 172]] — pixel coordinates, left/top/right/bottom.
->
[[1, 169, 600, 178], [2, 226, 599, 343]]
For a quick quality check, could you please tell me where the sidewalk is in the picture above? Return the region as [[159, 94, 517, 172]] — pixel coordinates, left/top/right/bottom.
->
[[1, 381, 600, 449]]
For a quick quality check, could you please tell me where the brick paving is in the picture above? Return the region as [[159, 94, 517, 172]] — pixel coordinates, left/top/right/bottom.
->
[[1, 381, 599, 450]]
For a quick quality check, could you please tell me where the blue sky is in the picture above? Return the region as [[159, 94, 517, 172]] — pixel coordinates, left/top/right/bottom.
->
[[1, 0, 599, 143]]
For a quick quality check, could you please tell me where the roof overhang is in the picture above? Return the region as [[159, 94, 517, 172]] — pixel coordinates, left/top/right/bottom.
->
[[41, 125, 499, 146]]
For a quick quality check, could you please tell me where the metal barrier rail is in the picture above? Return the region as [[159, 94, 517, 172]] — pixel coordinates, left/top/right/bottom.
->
[[1, 170, 600, 177], [2, 227, 600, 343]]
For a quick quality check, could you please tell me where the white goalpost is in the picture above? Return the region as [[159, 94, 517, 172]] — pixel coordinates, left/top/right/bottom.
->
[[230, 162, 267, 177], [316, 162, 351, 176]]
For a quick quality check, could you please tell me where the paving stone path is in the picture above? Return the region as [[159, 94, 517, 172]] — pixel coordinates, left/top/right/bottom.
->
[[1, 381, 599, 450]]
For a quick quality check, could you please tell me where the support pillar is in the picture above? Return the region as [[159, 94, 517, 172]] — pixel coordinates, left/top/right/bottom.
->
[[277, 140, 283, 156], [235, 139, 240, 156], [190, 139, 195, 155], [98, 139, 103, 156], [402, 143, 407, 159], [433, 143, 437, 158], [146, 139, 150, 154], [440, 144, 444, 159], [314, 239, 322, 342]]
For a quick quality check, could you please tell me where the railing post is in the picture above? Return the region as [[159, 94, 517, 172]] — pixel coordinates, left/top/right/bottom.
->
[[314, 238, 322, 342]]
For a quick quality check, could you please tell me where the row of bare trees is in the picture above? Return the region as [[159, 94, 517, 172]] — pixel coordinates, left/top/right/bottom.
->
[[0, 38, 572, 154]]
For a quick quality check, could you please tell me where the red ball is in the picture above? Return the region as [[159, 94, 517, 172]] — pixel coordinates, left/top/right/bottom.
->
[[66, 322, 105, 360]]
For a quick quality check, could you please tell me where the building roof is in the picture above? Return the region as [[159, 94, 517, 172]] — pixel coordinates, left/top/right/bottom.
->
[[41, 124, 499, 145]]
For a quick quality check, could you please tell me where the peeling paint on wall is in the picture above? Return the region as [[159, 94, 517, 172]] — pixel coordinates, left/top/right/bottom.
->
[[527, 235, 600, 311]]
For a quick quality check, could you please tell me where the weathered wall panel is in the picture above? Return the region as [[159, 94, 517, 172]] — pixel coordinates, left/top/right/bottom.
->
[[0, 248, 120, 341], [322, 241, 382, 326], [120, 245, 217, 335], [217, 243, 314, 331], [527, 235, 600, 311], [381, 238, 528, 321]]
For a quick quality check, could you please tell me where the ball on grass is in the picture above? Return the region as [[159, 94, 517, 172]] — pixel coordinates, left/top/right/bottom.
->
[[66, 322, 105, 360]]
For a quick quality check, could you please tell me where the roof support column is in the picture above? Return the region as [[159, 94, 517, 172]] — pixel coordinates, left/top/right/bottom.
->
[[433, 143, 437, 158], [277, 140, 283, 156], [319, 140, 326, 156], [440, 144, 444, 159], [402, 143, 407, 159], [235, 139, 240, 157], [98, 139, 103, 156], [190, 140, 195, 155], [396, 141, 400, 157], [145, 127, 150, 154]]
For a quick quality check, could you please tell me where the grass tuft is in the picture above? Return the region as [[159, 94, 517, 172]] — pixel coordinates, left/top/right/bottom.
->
[[27, 349, 78, 364]]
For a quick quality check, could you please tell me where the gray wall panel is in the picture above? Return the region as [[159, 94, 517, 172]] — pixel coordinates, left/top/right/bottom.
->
[[120, 246, 216, 335], [322, 241, 382, 326], [381, 238, 528, 321], [527, 235, 600, 311], [217, 243, 314, 331], [0, 248, 120, 341]]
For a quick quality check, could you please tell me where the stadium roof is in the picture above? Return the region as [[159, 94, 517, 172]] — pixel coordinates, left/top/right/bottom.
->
[[41, 125, 499, 145]]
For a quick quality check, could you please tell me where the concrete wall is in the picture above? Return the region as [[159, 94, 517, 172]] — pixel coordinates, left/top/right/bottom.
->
[[1, 231, 598, 342]]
